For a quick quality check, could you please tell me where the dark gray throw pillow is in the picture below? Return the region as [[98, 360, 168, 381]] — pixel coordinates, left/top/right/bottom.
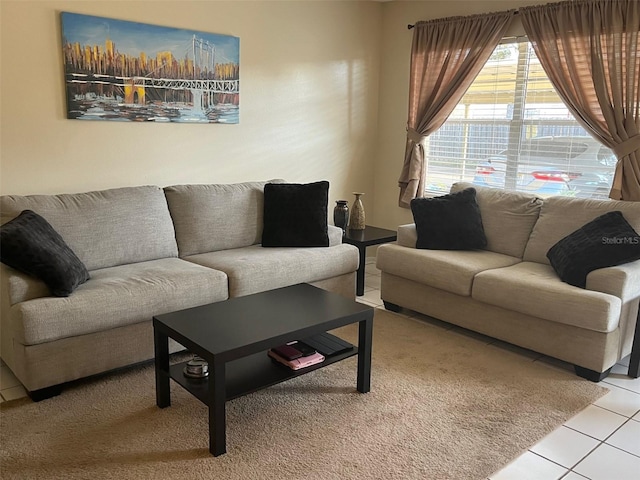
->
[[410, 188, 487, 250], [547, 211, 640, 288], [262, 181, 330, 247], [0, 210, 90, 296]]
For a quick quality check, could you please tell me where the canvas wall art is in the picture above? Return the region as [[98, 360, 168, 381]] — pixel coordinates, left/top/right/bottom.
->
[[60, 12, 239, 123]]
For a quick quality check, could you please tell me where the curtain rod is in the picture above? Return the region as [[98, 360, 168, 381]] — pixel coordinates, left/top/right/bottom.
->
[[407, 9, 519, 29]]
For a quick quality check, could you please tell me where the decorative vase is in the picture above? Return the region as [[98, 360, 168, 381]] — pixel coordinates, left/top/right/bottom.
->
[[349, 192, 365, 230], [333, 200, 349, 233]]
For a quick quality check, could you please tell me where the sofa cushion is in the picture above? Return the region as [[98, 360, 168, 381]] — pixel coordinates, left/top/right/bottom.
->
[[375, 243, 520, 296], [410, 188, 487, 250], [523, 195, 640, 265], [164, 180, 284, 256], [0, 210, 90, 296], [13, 258, 228, 345], [0, 186, 178, 271], [472, 262, 621, 333], [183, 243, 358, 297], [547, 211, 640, 288], [262, 181, 329, 247], [451, 182, 542, 258]]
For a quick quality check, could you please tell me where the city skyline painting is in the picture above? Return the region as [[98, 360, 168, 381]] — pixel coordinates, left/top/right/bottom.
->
[[60, 12, 240, 123]]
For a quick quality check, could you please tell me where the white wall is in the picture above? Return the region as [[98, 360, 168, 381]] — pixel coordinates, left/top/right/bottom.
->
[[1, 0, 562, 229], [0, 1, 381, 216]]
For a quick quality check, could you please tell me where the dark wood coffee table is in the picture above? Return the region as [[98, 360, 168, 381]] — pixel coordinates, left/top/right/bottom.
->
[[153, 283, 374, 456]]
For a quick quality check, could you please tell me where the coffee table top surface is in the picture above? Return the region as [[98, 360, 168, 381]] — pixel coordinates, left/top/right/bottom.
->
[[153, 283, 373, 361]]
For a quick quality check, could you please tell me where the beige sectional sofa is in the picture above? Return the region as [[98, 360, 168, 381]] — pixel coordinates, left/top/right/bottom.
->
[[377, 182, 640, 381], [0, 180, 358, 400]]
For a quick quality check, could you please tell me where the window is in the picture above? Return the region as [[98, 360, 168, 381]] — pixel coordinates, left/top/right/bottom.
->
[[424, 39, 615, 199]]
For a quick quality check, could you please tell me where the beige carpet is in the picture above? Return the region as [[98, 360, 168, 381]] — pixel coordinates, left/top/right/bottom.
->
[[1, 309, 607, 480]]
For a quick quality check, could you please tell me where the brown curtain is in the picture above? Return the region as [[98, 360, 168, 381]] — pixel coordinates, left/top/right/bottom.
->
[[520, 0, 640, 201], [398, 11, 515, 208]]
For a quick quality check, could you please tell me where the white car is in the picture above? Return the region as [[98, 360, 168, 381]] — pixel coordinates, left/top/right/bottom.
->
[[473, 136, 616, 199]]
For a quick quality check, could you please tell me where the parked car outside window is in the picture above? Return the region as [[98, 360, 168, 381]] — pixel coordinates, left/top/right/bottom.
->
[[472, 136, 616, 199]]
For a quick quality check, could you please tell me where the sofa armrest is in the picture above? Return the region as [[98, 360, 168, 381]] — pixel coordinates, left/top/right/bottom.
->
[[328, 225, 343, 246], [586, 259, 640, 302], [397, 224, 417, 248], [0, 264, 50, 306]]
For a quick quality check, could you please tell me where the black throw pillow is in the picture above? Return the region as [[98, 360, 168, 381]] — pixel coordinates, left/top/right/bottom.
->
[[547, 210, 640, 288], [262, 181, 330, 247], [410, 188, 487, 250], [0, 210, 90, 296]]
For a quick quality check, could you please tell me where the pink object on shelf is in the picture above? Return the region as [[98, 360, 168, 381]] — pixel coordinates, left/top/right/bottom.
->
[[268, 350, 325, 370]]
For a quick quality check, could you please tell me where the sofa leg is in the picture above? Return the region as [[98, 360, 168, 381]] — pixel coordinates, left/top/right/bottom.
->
[[383, 301, 401, 313], [574, 366, 612, 382], [28, 384, 63, 402]]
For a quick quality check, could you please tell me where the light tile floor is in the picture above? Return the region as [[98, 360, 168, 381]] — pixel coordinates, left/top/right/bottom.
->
[[1, 257, 638, 480], [354, 258, 640, 480]]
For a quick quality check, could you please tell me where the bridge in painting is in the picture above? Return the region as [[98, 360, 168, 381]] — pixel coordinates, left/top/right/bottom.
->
[[67, 73, 238, 107]]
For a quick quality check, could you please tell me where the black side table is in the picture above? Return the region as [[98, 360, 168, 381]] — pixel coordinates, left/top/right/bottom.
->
[[343, 225, 397, 296], [628, 307, 640, 378]]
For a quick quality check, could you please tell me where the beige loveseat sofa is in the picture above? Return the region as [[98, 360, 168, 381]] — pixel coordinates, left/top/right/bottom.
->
[[376, 182, 640, 381], [0, 180, 358, 400]]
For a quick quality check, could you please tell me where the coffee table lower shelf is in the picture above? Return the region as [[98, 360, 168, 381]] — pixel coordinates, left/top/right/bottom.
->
[[169, 346, 358, 404]]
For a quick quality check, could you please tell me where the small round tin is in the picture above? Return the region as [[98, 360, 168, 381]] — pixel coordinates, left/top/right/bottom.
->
[[183, 356, 209, 378]]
